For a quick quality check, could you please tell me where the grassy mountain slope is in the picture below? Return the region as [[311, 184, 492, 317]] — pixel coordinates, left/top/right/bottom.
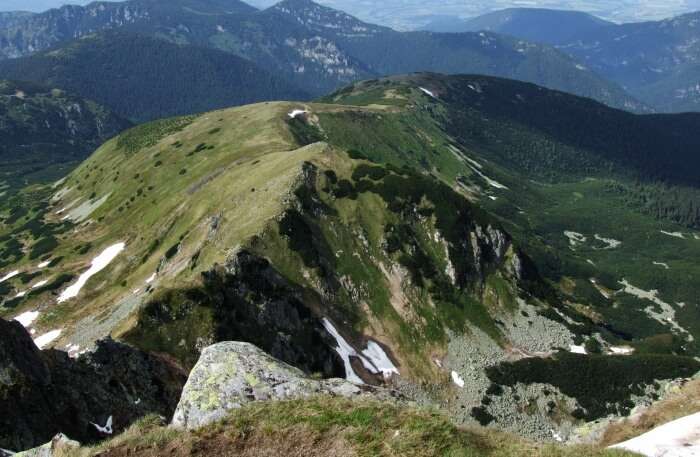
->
[[0, 79, 130, 192], [1, 74, 698, 441], [0, 0, 646, 112], [446, 8, 613, 45], [62, 398, 635, 457], [321, 74, 700, 355], [0, 99, 544, 380], [0, 31, 309, 122]]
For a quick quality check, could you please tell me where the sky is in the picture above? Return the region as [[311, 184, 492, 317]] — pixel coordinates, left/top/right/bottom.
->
[[3, 0, 700, 29]]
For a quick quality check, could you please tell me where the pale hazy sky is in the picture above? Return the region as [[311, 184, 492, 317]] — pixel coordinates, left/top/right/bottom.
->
[[3, 0, 700, 28]]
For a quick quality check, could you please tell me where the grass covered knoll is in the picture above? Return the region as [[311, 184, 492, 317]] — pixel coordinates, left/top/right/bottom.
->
[[64, 397, 636, 457]]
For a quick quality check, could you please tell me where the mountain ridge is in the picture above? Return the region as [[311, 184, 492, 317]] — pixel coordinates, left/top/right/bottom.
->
[[2, 73, 699, 445], [0, 0, 648, 113], [0, 30, 310, 122], [423, 8, 613, 45]]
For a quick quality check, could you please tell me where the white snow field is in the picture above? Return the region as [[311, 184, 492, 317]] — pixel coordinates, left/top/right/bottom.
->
[[611, 411, 700, 456], [58, 243, 126, 303], [564, 231, 587, 248], [288, 109, 308, 119], [569, 345, 587, 354], [322, 318, 365, 384], [14, 310, 40, 327], [32, 280, 49, 289], [322, 318, 400, 383], [0, 270, 19, 283], [34, 329, 62, 349], [451, 371, 465, 388], [361, 341, 399, 377], [594, 234, 622, 249], [660, 230, 686, 239], [419, 87, 437, 98]]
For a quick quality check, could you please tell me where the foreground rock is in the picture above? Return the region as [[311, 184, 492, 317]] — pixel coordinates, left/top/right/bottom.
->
[[0, 318, 187, 452], [13, 434, 80, 457], [171, 341, 403, 430]]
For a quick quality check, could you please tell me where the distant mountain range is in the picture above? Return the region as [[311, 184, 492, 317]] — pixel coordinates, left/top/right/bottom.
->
[[422, 8, 613, 45], [0, 0, 648, 115], [422, 7, 700, 113], [563, 11, 700, 112]]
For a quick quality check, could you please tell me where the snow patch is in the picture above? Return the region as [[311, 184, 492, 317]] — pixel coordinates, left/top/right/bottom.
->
[[14, 311, 39, 327], [322, 318, 365, 384], [451, 371, 465, 388], [564, 231, 586, 248], [14, 291, 26, 298], [361, 341, 399, 378], [419, 87, 436, 98], [653, 261, 670, 270], [611, 411, 700, 456], [569, 345, 587, 354], [594, 234, 621, 249], [471, 166, 507, 190], [609, 346, 635, 355], [145, 273, 157, 284], [58, 243, 126, 303], [288, 109, 308, 119], [322, 318, 399, 383], [37, 260, 51, 269], [0, 270, 19, 283], [91, 416, 113, 435], [590, 279, 611, 299], [619, 279, 692, 341], [660, 230, 685, 239], [32, 280, 49, 289], [34, 329, 62, 349]]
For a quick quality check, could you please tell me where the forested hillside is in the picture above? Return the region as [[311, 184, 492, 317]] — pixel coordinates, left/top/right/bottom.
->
[[0, 31, 309, 122], [0, 79, 130, 190]]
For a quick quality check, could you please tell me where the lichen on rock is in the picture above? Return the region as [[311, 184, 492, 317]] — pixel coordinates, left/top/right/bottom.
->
[[171, 341, 403, 430]]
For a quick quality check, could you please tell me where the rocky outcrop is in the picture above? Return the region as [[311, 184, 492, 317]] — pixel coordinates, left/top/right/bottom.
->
[[13, 434, 80, 457], [0, 319, 187, 453], [172, 341, 403, 430], [125, 249, 346, 377]]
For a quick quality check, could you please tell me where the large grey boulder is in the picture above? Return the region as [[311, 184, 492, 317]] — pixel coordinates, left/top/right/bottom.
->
[[171, 341, 402, 430]]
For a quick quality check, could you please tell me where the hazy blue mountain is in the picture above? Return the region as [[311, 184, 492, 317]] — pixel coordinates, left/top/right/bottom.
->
[[428, 8, 614, 45], [563, 11, 700, 112], [0, 0, 647, 112]]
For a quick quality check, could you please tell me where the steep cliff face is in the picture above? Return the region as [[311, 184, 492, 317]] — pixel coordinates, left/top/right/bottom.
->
[[0, 318, 186, 452], [123, 149, 553, 387]]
